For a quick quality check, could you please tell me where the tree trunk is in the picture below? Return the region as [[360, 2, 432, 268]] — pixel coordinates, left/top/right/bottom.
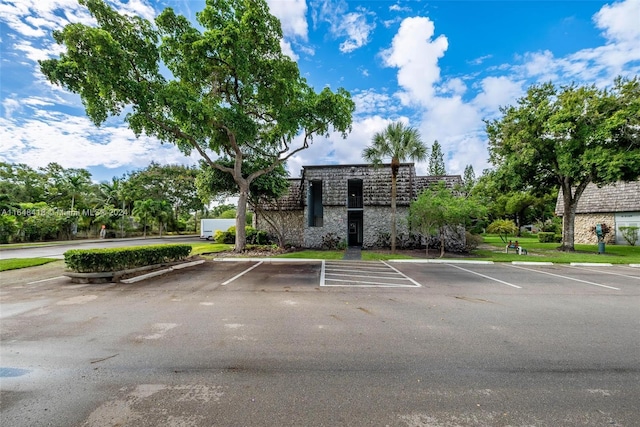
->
[[439, 229, 445, 258], [235, 182, 249, 252], [390, 159, 399, 254], [559, 179, 588, 252]]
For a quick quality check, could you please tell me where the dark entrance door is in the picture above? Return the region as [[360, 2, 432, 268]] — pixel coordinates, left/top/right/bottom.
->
[[348, 211, 363, 247]]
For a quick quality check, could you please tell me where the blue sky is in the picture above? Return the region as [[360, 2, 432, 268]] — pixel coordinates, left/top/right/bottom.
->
[[1, 0, 639, 183]]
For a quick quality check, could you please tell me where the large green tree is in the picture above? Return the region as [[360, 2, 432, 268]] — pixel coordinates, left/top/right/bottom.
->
[[409, 181, 486, 257], [363, 121, 428, 253], [124, 163, 203, 229], [39, 0, 354, 252], [428, 140, 446, 176], [0, 163, 46, 204], [486, 78, 640, 251]]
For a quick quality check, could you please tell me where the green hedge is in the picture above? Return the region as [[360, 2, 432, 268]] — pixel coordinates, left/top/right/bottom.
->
[[214, 226, 270, 245], [64, 244, 192, 273], [538, 232, 562, 243]]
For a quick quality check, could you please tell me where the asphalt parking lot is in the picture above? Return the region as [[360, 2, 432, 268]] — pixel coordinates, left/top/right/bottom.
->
[[1, 259, 639, 426]]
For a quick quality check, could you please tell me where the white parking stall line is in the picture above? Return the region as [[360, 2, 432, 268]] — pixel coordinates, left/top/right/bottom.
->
[[381, 261, 422, 287], [221, 261, 263, 286], [320, 260, 420, 287], [27, 276, 67, 285], [324, 264, 395, 272], [323, 278, 418, 287], [567, 265, 640, 281], [446, 264, 522, 289], [325, 267, 403, 277], [326, 272, 405, 280], [509, 264, 620, 290]]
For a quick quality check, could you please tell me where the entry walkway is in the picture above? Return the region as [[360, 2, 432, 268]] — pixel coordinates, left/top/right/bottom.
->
[[342, 247, 362, 260]]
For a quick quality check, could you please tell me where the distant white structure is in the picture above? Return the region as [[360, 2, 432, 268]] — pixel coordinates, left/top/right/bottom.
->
[[200, 219, 236, 240]]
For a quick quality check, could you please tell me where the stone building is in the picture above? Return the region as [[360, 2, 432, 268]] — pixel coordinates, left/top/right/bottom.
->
[[555, 181, 640, 245], [252, 163, 461, 248]]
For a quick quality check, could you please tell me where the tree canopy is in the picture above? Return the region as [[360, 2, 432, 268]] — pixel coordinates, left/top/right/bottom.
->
[[486, 77, 640, 250], [39, 0, 354, 251]]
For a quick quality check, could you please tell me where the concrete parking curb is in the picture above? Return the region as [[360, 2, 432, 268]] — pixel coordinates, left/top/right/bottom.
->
[[120, 260, 205, 284], [214, 258, 323, 263], [388, 259, 494, 264], [570, 262, 613, 267], [512, 261, 554, 266]]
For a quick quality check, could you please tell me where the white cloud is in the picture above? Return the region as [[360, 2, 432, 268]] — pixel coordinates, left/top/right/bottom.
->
[[267, 0, 308, 40], [316, 0, 376, 53], [287, 115, 399, 176], [472, 76, 523, 113], [0, 0, 96, 40], [439, 78, 467, 97], [381, 17, 448, 107], [352, 89, 400, 116], [468, 54, 493, 65], [382, 17, 402, 28], [594, 0, 640, 44], [512, 0, 640, 85], [0, 112, 198, 171], [2, 98, 21, 119], [280, 39, 299, 61], [389, 4, 411, 13], [338, 12, 376, 53]]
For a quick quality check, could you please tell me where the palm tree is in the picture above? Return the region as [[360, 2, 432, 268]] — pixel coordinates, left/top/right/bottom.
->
[[65, 173, 91, 212], [363, 121, 428, 253], [151, 199, 173, 237], [132, 199, 154, 238]]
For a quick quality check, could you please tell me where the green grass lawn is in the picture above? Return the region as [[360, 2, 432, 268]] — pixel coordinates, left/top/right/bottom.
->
[[0, 258, 59, 271], [274, 250, 345, 260], [480, 235, 640, 264], [190, 243, 234, 256], [361, 251, 414, 261], [195, 238, 640, 264]]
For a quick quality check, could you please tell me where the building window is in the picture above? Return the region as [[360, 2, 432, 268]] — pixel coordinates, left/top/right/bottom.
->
[[308, 180, 323, 227], [348, 179, 363, 209]]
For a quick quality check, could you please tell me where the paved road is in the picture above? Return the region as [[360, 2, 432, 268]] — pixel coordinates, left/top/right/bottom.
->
[[0, 236, 201, 260], [1, 260, 639, 426]]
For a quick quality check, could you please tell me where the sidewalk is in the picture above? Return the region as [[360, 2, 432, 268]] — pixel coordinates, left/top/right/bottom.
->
[[342, 247, 362, 260], [0, 234, 198, 251]]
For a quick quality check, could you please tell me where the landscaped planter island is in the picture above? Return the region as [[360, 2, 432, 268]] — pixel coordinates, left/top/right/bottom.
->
[[63, 244, 195, 284]]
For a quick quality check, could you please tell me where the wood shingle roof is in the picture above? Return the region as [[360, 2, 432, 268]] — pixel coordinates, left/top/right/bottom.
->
[[555, 181, 640, 215]]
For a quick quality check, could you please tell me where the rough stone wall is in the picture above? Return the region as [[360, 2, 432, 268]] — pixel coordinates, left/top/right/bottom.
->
[[573, 213, 615, 244], [254, 209, 304, 247], [303, 164, 417, 206], [362, 206, 409, 248], [304, 206, 347, 248]]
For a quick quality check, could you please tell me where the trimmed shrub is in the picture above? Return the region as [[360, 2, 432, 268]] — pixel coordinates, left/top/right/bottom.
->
[[321, 232, 342, 250], [246, 227, 269, 245], [620, 226, 639, 246], [64, 244, 192, 273], [215, 226, 270, 245], [538, 232, 556, 243], [464, 232, 483, 252]]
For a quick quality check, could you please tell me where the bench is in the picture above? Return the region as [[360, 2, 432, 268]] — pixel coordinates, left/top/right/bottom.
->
[[505, 243, 528, 255]]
